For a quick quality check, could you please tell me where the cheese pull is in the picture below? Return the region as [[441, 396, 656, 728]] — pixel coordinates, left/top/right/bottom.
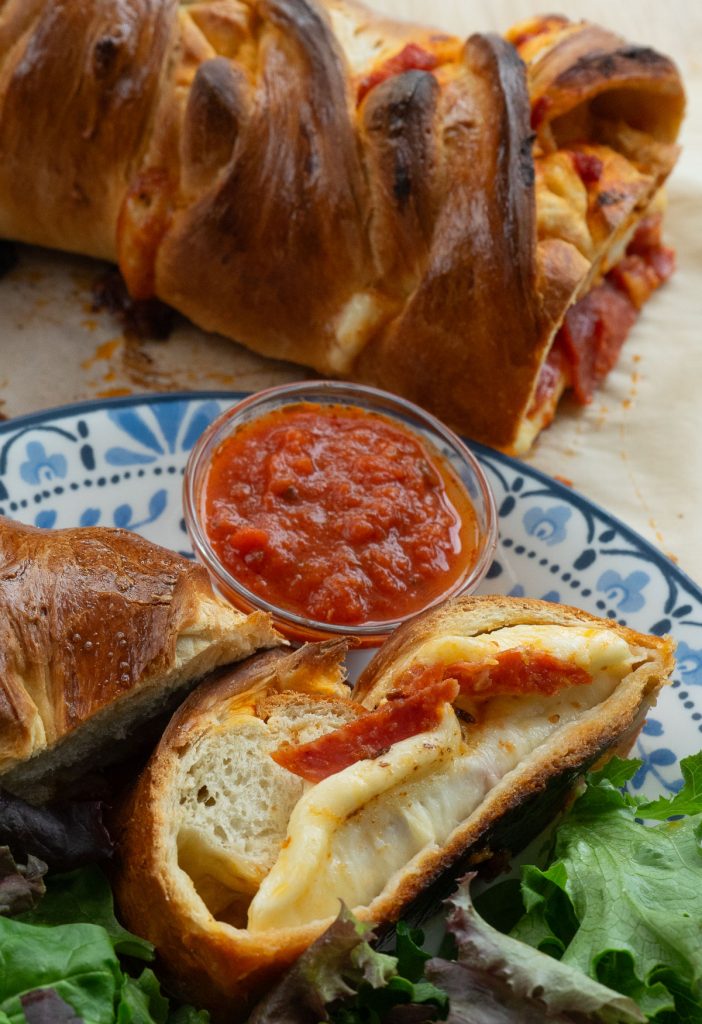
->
[[115, 597, 674, 1020]]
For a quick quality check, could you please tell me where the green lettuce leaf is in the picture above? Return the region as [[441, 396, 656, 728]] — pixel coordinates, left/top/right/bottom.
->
[[117, 969, 170, 1024], [0, 865, 206, 1024], [18, 864, 153, 961], [594, 757, 643, 790], [433, 875, 644, 1023], [637, 753, 702, 820], [499, 754, 702, 1020], [0, 914, 121, 1023]]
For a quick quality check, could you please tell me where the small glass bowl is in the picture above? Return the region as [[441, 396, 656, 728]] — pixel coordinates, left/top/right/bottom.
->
[[183, 381, 497, 646]]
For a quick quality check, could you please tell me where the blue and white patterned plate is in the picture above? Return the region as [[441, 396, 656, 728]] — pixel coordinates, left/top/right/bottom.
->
[[0, 391, 699, 797]]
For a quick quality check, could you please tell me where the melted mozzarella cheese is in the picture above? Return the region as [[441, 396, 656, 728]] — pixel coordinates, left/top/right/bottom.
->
[[246, 625, 629, 931], [328, 292, 391, 373], [246, 708, 463, 931]]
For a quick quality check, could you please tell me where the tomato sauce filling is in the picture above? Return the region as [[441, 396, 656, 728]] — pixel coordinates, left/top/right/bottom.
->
[[203, 404, 479, 626], [532, 213, 674, 415], [356, 43, 440, 105], [272, 649, 592, 782], [570, 151, 604, 186], [509, 16, 569, 51]]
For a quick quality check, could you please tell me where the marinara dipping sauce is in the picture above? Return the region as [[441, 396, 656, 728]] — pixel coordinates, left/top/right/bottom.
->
[[184, 382, 497, 644]]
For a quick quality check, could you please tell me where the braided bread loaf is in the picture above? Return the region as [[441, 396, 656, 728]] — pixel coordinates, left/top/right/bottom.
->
[[0, 2, 684, 449]]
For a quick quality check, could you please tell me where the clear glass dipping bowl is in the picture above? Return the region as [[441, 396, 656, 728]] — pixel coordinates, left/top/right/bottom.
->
[[183, 381, 497, 646]]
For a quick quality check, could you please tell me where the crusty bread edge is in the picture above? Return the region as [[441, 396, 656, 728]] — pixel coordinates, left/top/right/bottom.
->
[[1, 608, 280, 803]]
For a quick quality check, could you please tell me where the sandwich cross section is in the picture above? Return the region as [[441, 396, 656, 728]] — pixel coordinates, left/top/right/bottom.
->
[[115, 596, 674, 1020]]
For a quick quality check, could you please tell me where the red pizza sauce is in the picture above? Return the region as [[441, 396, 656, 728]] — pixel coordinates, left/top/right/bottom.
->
[[202, 404, 480, 627]]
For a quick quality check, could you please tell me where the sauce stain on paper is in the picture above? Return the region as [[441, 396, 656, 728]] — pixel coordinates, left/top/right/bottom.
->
[[82, 334, 181, 396]]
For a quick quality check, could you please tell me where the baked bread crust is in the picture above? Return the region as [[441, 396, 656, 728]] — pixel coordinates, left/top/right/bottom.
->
[[115, 598, 674, 1020], [0, 3, 685, 451], [0, 516, 280, 799]]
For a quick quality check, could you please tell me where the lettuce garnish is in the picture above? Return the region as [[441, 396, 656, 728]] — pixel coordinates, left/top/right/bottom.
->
[[0, 865, 208, 1024], [479, 751, 702, 1022], [2, 752, 701, 1023]]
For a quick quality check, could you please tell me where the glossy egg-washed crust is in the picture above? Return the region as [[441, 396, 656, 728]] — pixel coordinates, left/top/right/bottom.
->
[[115, 599, 674, 1020], [0, 516, 278, 778], [0, 2, 685, 451]]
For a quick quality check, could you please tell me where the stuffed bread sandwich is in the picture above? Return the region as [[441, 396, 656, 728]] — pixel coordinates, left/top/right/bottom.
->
[[0, 516, 280, 803], [115, 596, 674, 1020], [0, 3, 685, 452]]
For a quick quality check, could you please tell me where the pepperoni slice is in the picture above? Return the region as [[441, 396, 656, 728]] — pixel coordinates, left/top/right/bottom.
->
[[627, 213, 664, 254], [271, 677, 459, 783], [531, 212, 674, 412], [528, 343, 569, 418], [397, 649, 591, 698], [609, 255, 664, 311], [558, 281, 638, 404], [273, 649, 592, 783], [442, 649, 591, 696], [646, 245, 675, 283]]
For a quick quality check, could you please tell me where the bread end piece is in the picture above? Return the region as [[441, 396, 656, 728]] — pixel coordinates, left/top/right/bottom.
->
[[115, 611, 674, 1019], [0, 518, 282, 802]]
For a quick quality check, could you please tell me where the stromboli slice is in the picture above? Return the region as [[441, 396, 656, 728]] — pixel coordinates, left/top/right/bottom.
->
[[115, 597, 674, 1021]]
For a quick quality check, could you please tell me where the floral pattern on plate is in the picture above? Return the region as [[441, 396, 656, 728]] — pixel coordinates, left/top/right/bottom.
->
[[0, 392, 698, 795]]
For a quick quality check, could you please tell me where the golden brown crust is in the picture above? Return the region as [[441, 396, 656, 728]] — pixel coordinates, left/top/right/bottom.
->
[[0, 3, 685, 450], [0, 516, 279, 779], [158, 637, 355, 751], [354, 33, 544, 450], [509, 19, 684, 151], [0, 0, 175, 259]]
